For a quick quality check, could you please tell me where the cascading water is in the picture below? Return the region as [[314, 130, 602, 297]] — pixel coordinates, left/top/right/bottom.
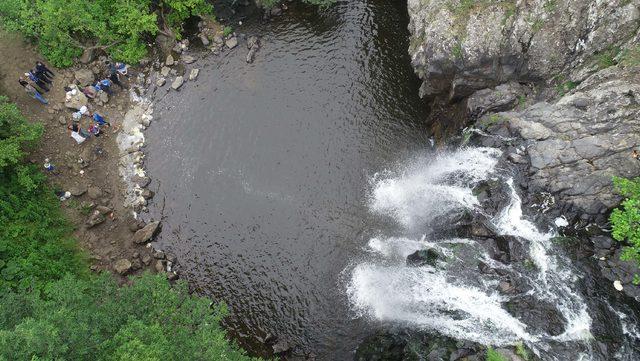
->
[[347, 147, 635, 360]]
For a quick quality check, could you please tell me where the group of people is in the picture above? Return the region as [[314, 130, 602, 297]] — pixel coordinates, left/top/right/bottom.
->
[[18, 61, 55, 104], [67, 105, 112, 144]]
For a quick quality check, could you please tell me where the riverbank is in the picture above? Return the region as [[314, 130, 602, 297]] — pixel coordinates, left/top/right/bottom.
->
[[0, 29, 168, 280]]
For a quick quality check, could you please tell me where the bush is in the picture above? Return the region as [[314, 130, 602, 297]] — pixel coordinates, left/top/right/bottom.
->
[[0, 98, 259, 360], [610, 176, 640, 267], [0, 0, 212, 67], [486, 347, 507, 361], [0, 273, 259, 361]]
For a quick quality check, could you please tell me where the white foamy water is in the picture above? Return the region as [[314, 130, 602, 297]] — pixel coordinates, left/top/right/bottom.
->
[[348, 147, 596, 356]]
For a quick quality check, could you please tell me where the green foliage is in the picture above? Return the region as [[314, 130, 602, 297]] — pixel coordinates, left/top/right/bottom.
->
[[223, 25, 234, 37], [515, 342, 530, 361], [0, 96, 42, 172], [486, 347, 507, 361], [595, 47, 620, 69], [543, 0, 557, 12], [620, 46, 640, 67], [610, 177, 640, 267], [555, 80, 577, 96], [0, 0, 212, 67], [161, 0, 213, 40], [0, 273, 260, 361], [0, 98, 258, 360]]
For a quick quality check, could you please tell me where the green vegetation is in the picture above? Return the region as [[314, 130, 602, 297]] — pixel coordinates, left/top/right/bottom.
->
[[542, 0, 557, 13], [0, 0, 212, 67], [515, 342, 530, 360], [610, 177, 640, 270], [452, 41, 464, 60], [620, 46, 640, 67], [0, 96, 259, 360], [258, 0, 335, 9], [595, 47, 620, 69], [555, 80, 577, 96], [223, 25, 234, 38], [486, 347, 507, 361]]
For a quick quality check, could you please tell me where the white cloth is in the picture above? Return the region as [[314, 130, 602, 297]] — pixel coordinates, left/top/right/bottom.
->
[[71, 131, 86, 144], [79, 105, 88, 115]]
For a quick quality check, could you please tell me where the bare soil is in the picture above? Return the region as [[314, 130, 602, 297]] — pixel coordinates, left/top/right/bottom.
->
[[0, 30, 160, 280]]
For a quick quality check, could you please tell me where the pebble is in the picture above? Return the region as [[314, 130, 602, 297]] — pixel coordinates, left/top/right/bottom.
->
[[165, 54, 175, 66], [171, 76, 184, 90], [614, 280, 624, 291], [189, 68, 199, 81]]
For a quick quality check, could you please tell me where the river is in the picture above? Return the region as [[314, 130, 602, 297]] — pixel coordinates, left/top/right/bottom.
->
[[145, 1, 640, 360], [145, 0, 431, 358]]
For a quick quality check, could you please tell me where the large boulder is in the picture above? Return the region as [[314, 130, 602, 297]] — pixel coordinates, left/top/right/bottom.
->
[[408, 0, 640, 99], [74, 69, 95, 86], [477, 67, 640, 218], [65, 89, 88, 110], [133, 221, 161, 244]]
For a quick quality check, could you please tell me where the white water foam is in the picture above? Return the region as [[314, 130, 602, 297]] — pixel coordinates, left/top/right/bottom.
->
[[348, 147, 595, 355]]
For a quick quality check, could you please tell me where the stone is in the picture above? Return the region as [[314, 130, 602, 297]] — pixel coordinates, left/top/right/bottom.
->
[[246, 46, 258, 63], [156, 78, 166, 87], [270, 7, 282, 16], [182, 55, 195, 64], [131, 175, 151, 187], [58, 115, 67, 125], [131, 258, 142, 271], [98, 91, 108, 104], [95, 205, 112, 215], [166, 253, 177, 263], [189, 68, 199, 81], [155, 259, 165, 273], [153, 250, 165, 259], [141, 188, 154, 199], [614, 280, 624, 291], [114, 259, 132, 275], [171, 76, 184, 90], [69, 185, 87, 196], [213, 35, 224, 44], [74, 69, 94, 86], [272, 339, 290, 354], [160, 66, 171, 77], [406, 248, 440, 267], [86, 211, 106, 228], [165, 54, 175, 66], [247, 36, 259, 49], [225, 37, 238, 49], [133, 221, 161, 244], [199, 33, 210, 46], [142, 254, 152, 265], [65, 90, 88, 110], [87, 186, 103, 200], [167, 272, 179, 281]]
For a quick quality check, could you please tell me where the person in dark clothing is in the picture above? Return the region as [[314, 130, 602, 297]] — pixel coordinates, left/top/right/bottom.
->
[[18, 77, 29, 88], [25, 71, 49, 92], [35, 61, 54, 79], [105, 61, 125, 89], [34, 68, 52, 84]]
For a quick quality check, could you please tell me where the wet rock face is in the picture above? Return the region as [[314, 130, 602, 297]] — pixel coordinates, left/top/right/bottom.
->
[[477, 67, 640, 219], [407, 0, 639, 99]]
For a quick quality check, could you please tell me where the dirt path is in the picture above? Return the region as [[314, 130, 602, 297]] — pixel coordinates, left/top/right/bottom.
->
[[0, 30, 162, 280]]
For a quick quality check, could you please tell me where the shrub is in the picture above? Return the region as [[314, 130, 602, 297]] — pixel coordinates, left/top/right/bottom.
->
[[0, 0, 212, 67], [610, 176, 640, 267], [486, 347, 507, 361], [0, 273, 260, 361]]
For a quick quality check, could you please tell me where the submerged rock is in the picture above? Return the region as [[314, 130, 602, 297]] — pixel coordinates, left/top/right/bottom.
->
[[406, 248, 440, 267]]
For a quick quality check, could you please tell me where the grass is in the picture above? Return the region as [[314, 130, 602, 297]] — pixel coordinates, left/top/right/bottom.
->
[[486, 347, 507, 361], [620, 46, 640, 67], [556, 80, 577, 96], [515, 342, 530, 360], [543, 0, 557, 12], [452, 41, 464, 59], [595, 47, 620, 69], [222, 25, 233, 37]]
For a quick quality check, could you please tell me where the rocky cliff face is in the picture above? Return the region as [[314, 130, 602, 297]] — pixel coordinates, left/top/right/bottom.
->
[[408, 0, 640, 220], [408, 0, 639, 99]]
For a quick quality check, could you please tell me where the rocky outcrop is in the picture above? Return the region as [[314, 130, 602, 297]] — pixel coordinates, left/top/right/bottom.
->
[[408, 0, 640, 99], [475, 66, 640, 220]]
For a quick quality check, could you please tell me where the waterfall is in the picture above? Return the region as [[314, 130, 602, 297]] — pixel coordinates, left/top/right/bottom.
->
[[347, 147, 600, 358]]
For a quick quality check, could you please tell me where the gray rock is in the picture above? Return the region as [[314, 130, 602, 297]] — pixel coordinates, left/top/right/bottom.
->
[[69, 185, 87, 196], [155, 259, 165, 273], [114, 259, 132, 275], [189, 68, 199, 81], [213, 35, 223, 44], [86, 211, 106, 228], [225, 37, 238, 49], [153, 250, 166, 259], [182, 55, 195, 64], [165, 54, 175, 66], [87, 186, 103, 200], [74, 69, 94, 86], [95, 205, 111, 215], [160, 66, 171, 77], [58, 115, 67, 125], [142, 254, 152, 265], [199, 33, 210, 46], [65, 90, 88, 110], [156, 78, 166, 87], [171, 76, 184, 90], [133, 221, 161, 244], [408, 0, 640, 98]]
